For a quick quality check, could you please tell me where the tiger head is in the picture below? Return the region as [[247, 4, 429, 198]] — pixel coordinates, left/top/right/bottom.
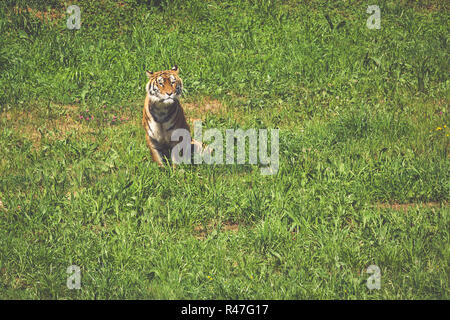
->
[[145, 65, 183, 105]]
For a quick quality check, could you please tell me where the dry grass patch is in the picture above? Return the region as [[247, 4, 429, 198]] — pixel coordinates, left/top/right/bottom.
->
[[376, 201, 448, 212], [193, 220, 241, 240], [1, 103, 137, 150], [183, 96, 254, 128], [11, 6, 64, 25], [1, 105, 93, 149], [183, 97, 225, 121]]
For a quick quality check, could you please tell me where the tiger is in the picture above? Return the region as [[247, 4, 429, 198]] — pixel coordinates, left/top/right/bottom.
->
[[142, 65, 202, 166]]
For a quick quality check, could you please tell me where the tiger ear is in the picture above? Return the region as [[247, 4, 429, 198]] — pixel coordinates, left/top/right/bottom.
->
[[146, 70, 153, 78], [171, 65, 179, 73]]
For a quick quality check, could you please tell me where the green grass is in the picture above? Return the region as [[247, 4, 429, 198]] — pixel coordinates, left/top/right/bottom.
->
[[0, 0, 449, 299]]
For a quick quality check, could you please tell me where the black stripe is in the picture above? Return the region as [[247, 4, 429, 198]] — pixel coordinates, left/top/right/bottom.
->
[[150, 104, 178, 124], [166, 107, 180, 131]]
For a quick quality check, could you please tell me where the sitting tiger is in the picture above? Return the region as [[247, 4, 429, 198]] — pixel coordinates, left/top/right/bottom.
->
[[142, 65, 202, 166]]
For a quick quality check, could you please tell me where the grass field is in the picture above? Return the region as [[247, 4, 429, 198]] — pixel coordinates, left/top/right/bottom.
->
[[0, 0, 448, 299]]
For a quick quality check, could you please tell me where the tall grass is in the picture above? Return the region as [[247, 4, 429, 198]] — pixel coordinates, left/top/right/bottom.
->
[[0, 0, 448, 299]]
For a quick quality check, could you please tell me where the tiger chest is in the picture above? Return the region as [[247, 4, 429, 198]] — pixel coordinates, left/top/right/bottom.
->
[[147, 119, 177, 147]]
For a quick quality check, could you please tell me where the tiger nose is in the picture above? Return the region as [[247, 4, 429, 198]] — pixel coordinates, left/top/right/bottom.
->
[[167, 92, 173, 96]]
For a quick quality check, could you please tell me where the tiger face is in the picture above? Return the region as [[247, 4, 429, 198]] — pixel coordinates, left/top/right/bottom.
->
[[145, 65, 183, 106]]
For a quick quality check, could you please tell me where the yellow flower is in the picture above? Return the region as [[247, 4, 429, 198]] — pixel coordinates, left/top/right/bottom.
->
[[436, 127, 442, 130]]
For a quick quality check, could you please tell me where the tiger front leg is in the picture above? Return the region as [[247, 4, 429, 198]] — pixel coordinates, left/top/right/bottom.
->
[[154, 146, 172, 166], [150, 146, 165, 167], [144, 134, 165, 167]]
